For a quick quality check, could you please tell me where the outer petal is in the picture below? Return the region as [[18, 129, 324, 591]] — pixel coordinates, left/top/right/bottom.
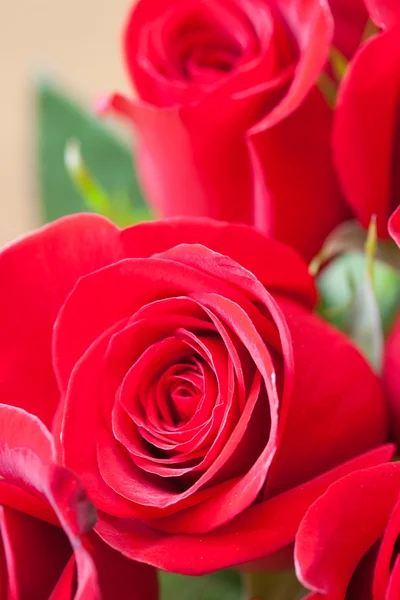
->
[[373, 494, 400, 599], [389, 206, 400, 246], [265, 299, 388, 496], [365, 0, 400, 28], [0, 405, 158, 599], [0, 214, 122, 427], [100, 85, 279, 226], [383, 312, 400, 445], [119, 217, 317, 307], [295, 463, 400, 598], [333, 27, 400, 237], [250, 0, 348, 260], [85, 532, 159, 600], [329, 0, 367, 59], [0, 405, 100, 598], [251, 88, 348, 260], [0, 506, 71, 599], [95, 445, 394, 574]]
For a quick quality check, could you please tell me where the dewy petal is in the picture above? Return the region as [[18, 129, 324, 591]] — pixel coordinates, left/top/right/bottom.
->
[[0, 214, 122, 427], [295, 463, 400, 598], [95, 445, 394, 575]]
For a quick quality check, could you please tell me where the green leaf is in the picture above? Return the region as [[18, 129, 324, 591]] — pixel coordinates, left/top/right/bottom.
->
[[317, 219, 400, 372], [64, 140, 143, 227], [36, 79, 152, 224], [310, 220, 400, 277], [159, 570, 241, 600], [318, 252, 400, 335]]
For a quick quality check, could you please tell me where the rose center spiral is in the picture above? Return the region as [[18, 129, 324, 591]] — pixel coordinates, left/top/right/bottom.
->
[[160, 358, 205, 427]]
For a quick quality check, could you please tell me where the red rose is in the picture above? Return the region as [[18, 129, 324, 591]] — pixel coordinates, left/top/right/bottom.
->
[[0, 213, 388, 574], [295, 461, 400, 599], [333, 7, 400, 238], [101, 0, 347, 260], [0, 403, 158, 599]]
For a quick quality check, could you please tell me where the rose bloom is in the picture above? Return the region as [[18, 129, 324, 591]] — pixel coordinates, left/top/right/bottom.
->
[[0, 214, 388, 574], [295, 460, 400, 600], [333, 0, 400, 237], [0, 404, 158, 599], [102, 0, 347, 260]]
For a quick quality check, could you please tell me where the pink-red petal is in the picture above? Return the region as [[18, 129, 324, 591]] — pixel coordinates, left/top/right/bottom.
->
[[95, 445, 394, 574], [0, 214, 122, 427], [295, 463, 400, 598]]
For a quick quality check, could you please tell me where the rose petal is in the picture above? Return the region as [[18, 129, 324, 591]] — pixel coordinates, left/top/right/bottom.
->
[[373, 491, 400, 597], [265, 299, 388, 497], [383, 312, 400, 445], [0, 405, 101, 598], [251, 88, 348, 260], [0, 506, 71, 599], [119, 218, 316, 306], [295, 462, 400, 597], [0, 214, 121, 427], [389, 207, 400, 247], [365, 0, 400, 28], [333, 27, 400, 236], [95, 445, 394, 574]]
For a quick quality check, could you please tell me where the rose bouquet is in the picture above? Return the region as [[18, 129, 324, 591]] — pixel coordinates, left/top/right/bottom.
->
[[3, 0, 400, 598]]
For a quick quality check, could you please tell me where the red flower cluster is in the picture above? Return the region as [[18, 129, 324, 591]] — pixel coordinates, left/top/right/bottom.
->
[[4, 0, 400, 597]]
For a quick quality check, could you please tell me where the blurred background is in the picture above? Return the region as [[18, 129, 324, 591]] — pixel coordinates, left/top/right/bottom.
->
[[0, 0, 133, 245]]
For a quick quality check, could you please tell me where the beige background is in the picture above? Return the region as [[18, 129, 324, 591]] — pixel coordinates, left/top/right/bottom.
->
[[0, 0, 133, 244]]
